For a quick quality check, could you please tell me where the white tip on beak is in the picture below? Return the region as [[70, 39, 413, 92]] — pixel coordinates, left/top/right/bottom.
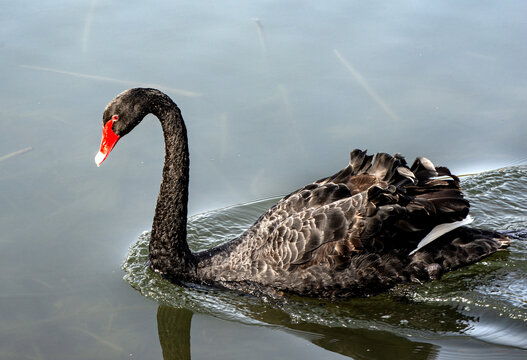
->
[[95, 151, 105, 167]]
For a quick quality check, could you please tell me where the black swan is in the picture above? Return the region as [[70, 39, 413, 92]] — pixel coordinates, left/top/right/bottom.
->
[[95, 88, 509, 298]]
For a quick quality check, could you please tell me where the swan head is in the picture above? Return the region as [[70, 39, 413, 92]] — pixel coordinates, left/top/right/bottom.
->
[[95, 88, 158, 166]]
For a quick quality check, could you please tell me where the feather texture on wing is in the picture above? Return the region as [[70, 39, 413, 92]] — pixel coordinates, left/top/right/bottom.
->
[[196, 150, 508, 298]]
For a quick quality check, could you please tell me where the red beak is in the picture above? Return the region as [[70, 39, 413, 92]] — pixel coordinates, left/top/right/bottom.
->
[[95, 119, 120, 166]]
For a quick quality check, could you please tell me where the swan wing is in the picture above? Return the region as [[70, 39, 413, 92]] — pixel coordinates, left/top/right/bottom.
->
[[255, 150, 470, 270]]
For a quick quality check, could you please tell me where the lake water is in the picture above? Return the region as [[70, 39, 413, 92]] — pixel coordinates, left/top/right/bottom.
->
[[1, 1, 526, 359]]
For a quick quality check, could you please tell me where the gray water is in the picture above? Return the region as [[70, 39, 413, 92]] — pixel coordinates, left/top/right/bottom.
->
[[1, 1, 526, 359]]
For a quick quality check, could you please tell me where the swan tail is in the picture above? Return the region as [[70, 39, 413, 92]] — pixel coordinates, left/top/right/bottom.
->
[[358, 151, 475, 254], [406, 227, 510, 281]]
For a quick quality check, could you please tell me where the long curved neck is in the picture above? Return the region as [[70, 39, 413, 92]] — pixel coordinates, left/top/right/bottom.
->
[[147, 93, 196, 279]]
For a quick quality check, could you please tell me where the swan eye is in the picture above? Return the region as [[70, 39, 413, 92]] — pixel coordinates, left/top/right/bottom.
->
[[112, 115, 119, 121]]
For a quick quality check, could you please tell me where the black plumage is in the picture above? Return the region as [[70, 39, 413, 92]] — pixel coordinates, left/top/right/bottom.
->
[[98, 88, 509, 299]]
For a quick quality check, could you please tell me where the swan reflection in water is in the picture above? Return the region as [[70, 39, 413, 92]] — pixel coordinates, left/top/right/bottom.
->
[[158, 294, 516, 360], [154, 272, 527, 360], [156, 305, 437, 360], [157, 307, 192, 360]]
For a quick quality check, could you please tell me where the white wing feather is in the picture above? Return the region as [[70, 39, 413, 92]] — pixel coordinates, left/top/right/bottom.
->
[[409, 215, 474, 255]]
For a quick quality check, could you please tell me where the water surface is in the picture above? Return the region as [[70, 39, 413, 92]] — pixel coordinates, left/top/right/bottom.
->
[[1, 1, 526, 359]]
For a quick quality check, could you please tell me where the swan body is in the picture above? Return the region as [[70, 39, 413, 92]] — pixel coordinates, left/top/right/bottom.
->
[[96, 88, 509, 298]]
